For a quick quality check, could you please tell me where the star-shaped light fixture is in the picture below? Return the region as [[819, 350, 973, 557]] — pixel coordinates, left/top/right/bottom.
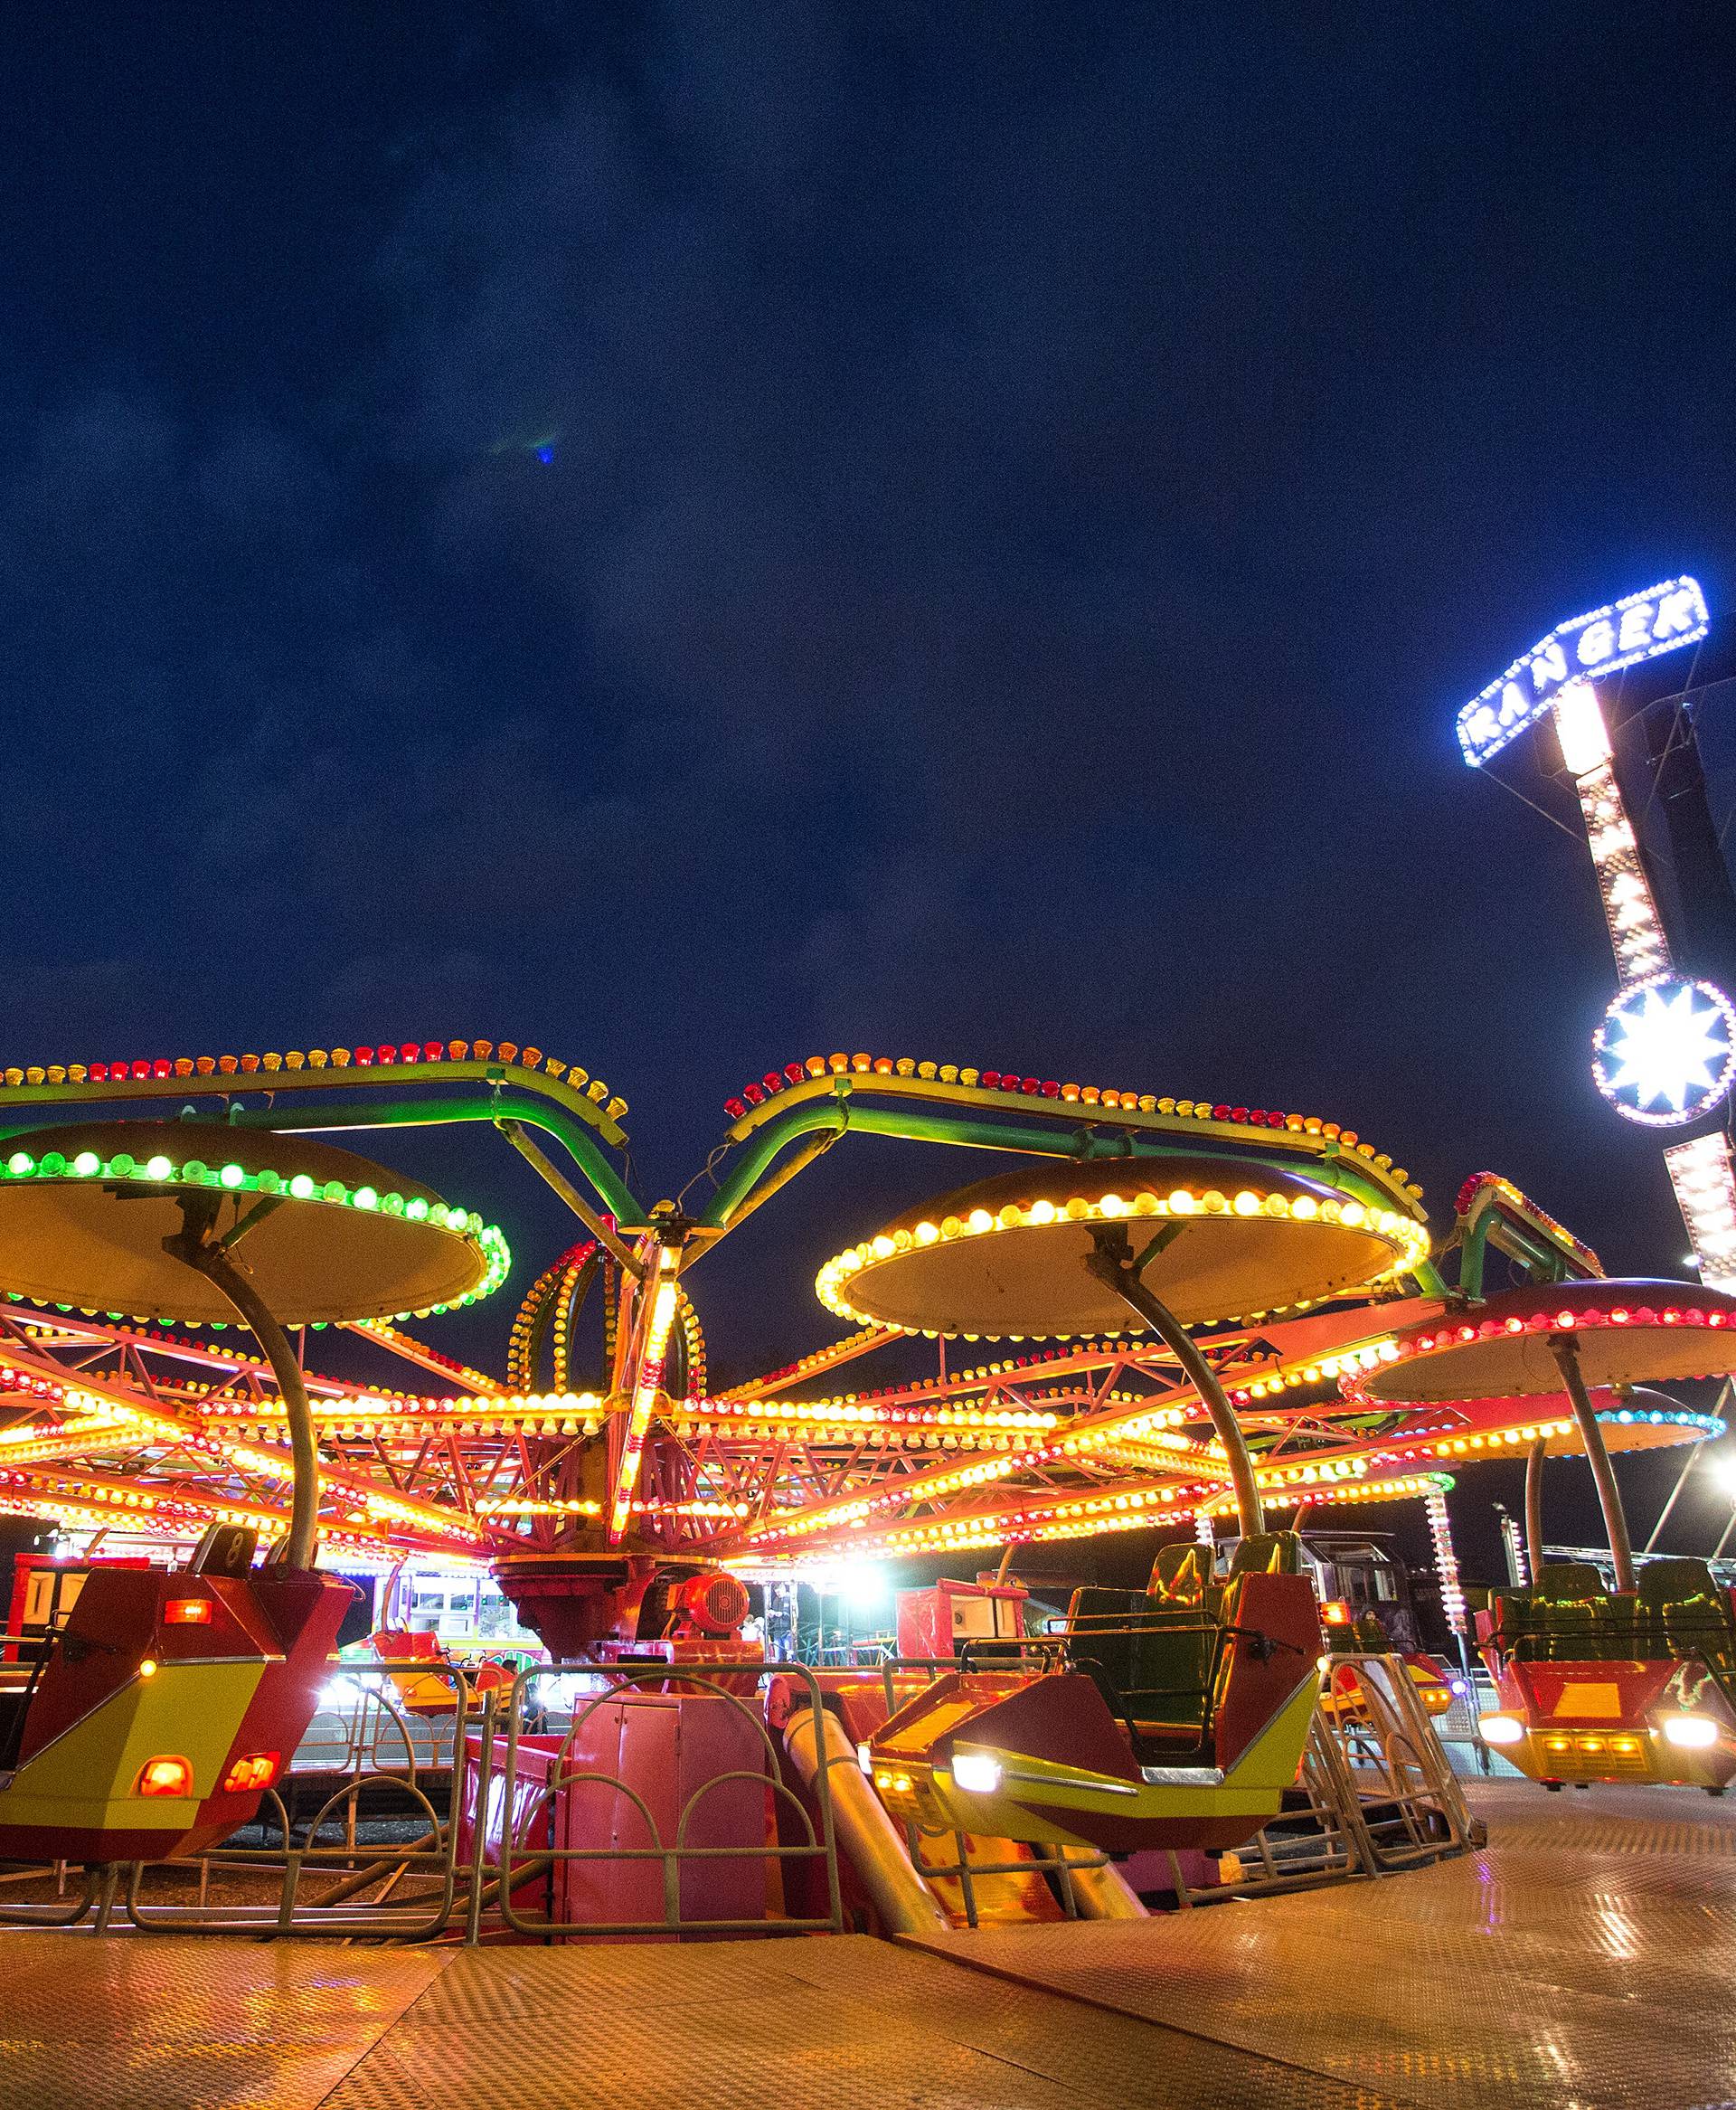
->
[[1593, 975, 1736, 1127]]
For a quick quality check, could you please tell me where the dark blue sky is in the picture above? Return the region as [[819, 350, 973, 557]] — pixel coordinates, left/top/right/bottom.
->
[[5, 0, 1736, 1552]]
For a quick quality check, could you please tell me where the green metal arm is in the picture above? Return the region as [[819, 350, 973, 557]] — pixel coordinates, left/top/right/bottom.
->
[[698, 1092, 1407, 1234], [1455, 1179, 1601, 1299], [225, 1091, 642, 1224]]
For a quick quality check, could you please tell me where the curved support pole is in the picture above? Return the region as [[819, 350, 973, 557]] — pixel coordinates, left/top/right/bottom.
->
[[1524, 1435, 1547, 1584], [1548, 1335, 1635, 1593], [228, 1093, 641, 1225], [1083, 1232, 1263, 1536], [165, 1212, 320, 1569]]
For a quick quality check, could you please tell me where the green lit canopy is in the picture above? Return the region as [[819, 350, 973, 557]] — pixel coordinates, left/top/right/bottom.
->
[[0, 1121, 508, 1326]]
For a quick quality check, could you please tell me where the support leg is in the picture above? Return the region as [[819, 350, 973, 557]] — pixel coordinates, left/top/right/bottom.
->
[[1549, 1336, 1635, 1593], [1524, 1436, 1547, 1583], [165, 1211, 320, 1568], [1084, 1233, 1264, 1536]]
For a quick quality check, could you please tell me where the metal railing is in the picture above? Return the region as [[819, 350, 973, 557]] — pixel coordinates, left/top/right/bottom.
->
[[481, 1659, 841, 1940], [0, 1648, 1476, 1936], [1188, 1652, 1481, 1902], [867, 1647, 1117, 1928], [0, 1656, 841, 1942]]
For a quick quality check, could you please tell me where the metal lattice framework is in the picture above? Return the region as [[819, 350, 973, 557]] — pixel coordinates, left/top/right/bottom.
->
[[0, 1039, 1714, 1575]]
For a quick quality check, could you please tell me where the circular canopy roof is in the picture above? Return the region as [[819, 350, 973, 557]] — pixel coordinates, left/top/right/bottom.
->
[[1552, 1386, 1721, 1456], [1418, 1386, 1722, 1460], [0, 1121, 509, 1325], [1344, 1280, 1736, 1407], [816, 1156, 1429, 1339]]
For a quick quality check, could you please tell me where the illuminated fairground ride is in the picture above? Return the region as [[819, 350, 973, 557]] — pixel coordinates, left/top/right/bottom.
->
[[0, 1037, 1732, 1875]]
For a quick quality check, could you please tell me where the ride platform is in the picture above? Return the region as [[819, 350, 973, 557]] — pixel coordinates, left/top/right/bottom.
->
[[2, 1779, 1732, 2107]]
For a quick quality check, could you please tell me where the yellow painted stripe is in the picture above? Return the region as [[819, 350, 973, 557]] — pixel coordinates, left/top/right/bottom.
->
[[0, 1662, 263, 1830]]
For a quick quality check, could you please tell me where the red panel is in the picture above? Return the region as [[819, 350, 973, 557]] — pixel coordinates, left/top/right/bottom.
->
[[552, 1694, 771, 1937], [1211, 1573, 1323, 1773], [17, 1571, 165, 1761], [195, 1575, 355, 1831]]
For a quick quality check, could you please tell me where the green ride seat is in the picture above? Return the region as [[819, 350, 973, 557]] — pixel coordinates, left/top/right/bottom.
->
[[1532, 1562, 1612, 1661], [1065, 1578, 1218, 1754], [1226, 1530, 1304, 1578], [1533, 1561, 1607, 1601], [1638, 1558, 1736, 1681], [1065, 1585, 1146, 1700], [1148, 1541, 1212, 1611], [1487, 1588, 1537, 1660], [1123, 1629, 1217, 1751]]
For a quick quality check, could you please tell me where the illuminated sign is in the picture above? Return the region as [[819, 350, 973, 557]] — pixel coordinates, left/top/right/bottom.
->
[[1665, 1132, 1736, 1293], [1592, 975, 1736, 1127], [1458, 577, 1708, 768], [1561, 685, 1672, 986]]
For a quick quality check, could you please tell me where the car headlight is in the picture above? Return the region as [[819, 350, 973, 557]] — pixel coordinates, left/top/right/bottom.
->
[[1479, 1714, 1524, 1746], [950, 1750, 1003, 1794], [1663, 1713, 1720, 1750]]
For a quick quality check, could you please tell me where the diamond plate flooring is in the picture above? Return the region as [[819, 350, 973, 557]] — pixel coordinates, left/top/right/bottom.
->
[[0, 1778, 1730, 2108], [902, 1779, 1736, 2109]]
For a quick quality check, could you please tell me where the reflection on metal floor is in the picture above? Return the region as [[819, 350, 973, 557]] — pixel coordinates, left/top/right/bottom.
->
[[3, 1780, 1733, 2109], [902, 1779, 1736, 2109]]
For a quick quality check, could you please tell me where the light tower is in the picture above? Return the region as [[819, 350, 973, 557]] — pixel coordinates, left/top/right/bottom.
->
[[1457, 577, 1736, 1288]]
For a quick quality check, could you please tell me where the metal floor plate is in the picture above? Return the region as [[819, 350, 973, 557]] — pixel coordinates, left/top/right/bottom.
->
[[902, 1780, 1736, 2110], [2, 1779, 1732, 2108]]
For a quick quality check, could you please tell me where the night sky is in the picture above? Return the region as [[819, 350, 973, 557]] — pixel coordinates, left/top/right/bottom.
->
[[6, 5, 1736, 1578]]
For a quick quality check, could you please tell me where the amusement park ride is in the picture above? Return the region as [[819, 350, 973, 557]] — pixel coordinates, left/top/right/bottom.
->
[[0, 1013, 1730, 1916], [0, 578, 1730, 1914]]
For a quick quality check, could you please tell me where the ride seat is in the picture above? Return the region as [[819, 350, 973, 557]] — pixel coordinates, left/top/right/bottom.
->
[[1148, 1541, 1212, 1611], [1065, 1586, 1146, 1700], [1638, 1557, 1736, 1679], [1064, 1583, 1217, 1755], [1485, 1588, 1534, 1660], [1531, 1563, 1613, 1661], [1226, 1531, 1304, 1578]]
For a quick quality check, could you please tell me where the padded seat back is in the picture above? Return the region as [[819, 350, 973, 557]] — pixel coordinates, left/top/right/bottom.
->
[[1639, 1557, 1736, 1675], [1148, 1541, 1211, 1610], [1065, 1586, 1144, 1698], [1532, 1561, 1608, 1604], [1065, 1585, 1216, 1746], [1638, 1556, 1722, 1610], [1531, 1563, 1617, 1661], [1486, 1588, 1538, 1659], [1123, 1621, 1217, 1746], [1226, 1531, 1303, 1579]]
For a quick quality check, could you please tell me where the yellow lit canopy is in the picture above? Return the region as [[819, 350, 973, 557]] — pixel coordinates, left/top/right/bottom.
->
[[817, 1155, 1429, 1339]]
